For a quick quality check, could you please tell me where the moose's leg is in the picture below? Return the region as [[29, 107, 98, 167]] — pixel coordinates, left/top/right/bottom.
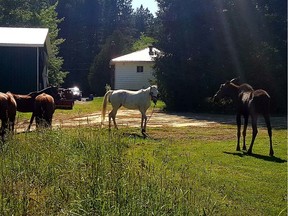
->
[[247, 115, 258, 155], [242, 115, 249, 151], [236, 114, 241, 151], [264, 114, 273, 156]]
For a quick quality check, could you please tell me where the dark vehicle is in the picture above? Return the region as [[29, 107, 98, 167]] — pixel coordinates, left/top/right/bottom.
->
[[56, 88, 74, 110]]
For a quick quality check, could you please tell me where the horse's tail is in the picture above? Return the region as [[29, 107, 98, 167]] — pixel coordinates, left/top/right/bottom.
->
[[101, 90, 112, 125]]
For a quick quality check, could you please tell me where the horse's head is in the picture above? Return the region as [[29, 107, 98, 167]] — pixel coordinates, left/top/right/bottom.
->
[[46, 86, 61, 101], [213, 79, 238, 102], [149, 85, 159, 105]]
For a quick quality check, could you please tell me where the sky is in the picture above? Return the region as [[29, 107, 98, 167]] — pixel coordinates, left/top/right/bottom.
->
[[132, 0, 158, 15]]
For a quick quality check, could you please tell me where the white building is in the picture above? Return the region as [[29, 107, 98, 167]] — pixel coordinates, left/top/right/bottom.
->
[[110, 46, 160, 90]]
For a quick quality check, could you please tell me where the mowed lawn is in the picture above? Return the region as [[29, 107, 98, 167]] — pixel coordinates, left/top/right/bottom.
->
[[0, 98, 286, 215]]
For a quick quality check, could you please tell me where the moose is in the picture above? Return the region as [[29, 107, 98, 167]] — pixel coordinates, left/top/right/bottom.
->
[[213, 78, 273, 156]]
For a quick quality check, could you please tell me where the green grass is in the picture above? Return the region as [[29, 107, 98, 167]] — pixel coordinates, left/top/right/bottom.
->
[[1, 99, 286, 215]]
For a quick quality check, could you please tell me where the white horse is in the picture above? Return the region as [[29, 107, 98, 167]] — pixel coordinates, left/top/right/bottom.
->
[[101, 85, 159, 136]]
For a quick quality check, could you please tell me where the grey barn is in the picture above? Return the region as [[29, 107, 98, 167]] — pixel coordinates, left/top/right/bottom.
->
[[0, 27, 51, 94]]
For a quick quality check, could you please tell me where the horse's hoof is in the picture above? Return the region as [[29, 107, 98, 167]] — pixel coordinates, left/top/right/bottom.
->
[[269, 151, 274, 157], [236, 147, 240, 151], [247, 150, 252, 155], [141, 130, 148, 139], [242, 147, 247, 151]]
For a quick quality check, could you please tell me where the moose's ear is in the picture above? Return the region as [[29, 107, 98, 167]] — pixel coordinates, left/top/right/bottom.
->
[[230, 77, 240, 84]]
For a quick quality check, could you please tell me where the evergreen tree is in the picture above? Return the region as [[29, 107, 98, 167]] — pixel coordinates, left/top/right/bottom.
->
[[154, 0, 286, 113], [88, 0, 135, 95], [56, 0, 101, 93], [132, 5, 154, 37]]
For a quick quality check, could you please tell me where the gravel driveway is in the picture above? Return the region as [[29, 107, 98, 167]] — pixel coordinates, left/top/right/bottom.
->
[[14, 109, 286, 133]]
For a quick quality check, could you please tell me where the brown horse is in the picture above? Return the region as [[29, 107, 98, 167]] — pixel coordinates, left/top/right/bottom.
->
[[28, 93, 55, 129], [12, 86, 60, 112], [6, 92, 17, 132], [0, 93, 9, 142], [213, 78, 273, 156], [11, 86, 60, 131]]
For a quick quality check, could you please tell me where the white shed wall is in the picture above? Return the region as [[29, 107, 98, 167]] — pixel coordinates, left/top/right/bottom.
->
[[114, 62, 155, 90]]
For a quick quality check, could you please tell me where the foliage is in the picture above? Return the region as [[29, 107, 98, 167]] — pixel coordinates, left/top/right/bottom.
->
[[132, 33, 158, 51], [39, 3, 68, 85], [88, 30, 134, 96], [0, 0, 67, 86], [0, 124, 286, 215], [132, 4, 155, 38], [154, 0, 287, 113], [1, 0, 285, 113], [57, 0, 136, 95], [56, 0, 101, 93], [56, 0, 159, 95]]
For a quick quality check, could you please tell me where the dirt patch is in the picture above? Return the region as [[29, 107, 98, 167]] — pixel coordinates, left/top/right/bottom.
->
[[14, 109, 287, 133]]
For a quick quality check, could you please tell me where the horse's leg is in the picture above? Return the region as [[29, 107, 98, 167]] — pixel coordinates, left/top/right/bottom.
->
[[140, 111, 148, 138], [247, 114, 258, 155], [1, 117, 8, 142], [109, 107, 119, 130], [9, 118, 15, 133], [27, 113, 35, 131], [242, 115, 248, 151], [1, 120, 5, 142], [143, 113, 147, 133], [264, 114, 273, 156], [236, 114, 241, 151], [0, 120, 4, 143]]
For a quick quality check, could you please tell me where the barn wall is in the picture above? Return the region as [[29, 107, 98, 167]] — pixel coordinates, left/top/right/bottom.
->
[[0, 47, 37, 93], [114, 62, 155, 90]]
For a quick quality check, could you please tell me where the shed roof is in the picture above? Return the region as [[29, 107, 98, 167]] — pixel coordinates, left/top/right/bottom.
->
[[0, 27, 51, 54], [111, 47, 160, 63]]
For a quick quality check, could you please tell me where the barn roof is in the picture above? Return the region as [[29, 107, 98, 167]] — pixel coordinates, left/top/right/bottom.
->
[[0, 27, 51, 54], [111, 47, 160, 63]]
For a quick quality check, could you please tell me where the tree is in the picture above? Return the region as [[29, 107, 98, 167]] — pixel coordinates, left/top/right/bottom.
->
[[87, 0, 136, 95], [56, 0, 101, 93], [39, 3, 67, 85], [132, 5, 154, 37], [88, 30, 133, 96], [131, 33, 157, 51], [154, 0, 286, 113]]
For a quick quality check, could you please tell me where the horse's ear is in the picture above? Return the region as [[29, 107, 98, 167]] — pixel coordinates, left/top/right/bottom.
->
[[230, 77, 240, 84]]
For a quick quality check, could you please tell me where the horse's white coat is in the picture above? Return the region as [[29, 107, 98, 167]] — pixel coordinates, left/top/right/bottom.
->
[[101, 85, 159, 134]]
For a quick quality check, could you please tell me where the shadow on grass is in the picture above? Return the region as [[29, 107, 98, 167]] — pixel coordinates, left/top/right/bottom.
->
[[122, 132, 160, 141], [163, 112, 287, 130], [223, 151, 287, 163]]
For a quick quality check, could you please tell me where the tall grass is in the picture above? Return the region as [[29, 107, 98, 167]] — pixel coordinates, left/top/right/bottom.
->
[[0, 95, 287, 215], [0, 125, 286, 215]]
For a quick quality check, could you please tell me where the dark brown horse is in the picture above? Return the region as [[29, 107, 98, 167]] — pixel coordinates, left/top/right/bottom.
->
[[0, 92, 17, 142], [6, 92, 17, 132], [11, 86, 60, 131], [28, 93, 55, 129], [12, 86, 60, 112], [213, 78, 273, 156], [0, 93, 9, 142]]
